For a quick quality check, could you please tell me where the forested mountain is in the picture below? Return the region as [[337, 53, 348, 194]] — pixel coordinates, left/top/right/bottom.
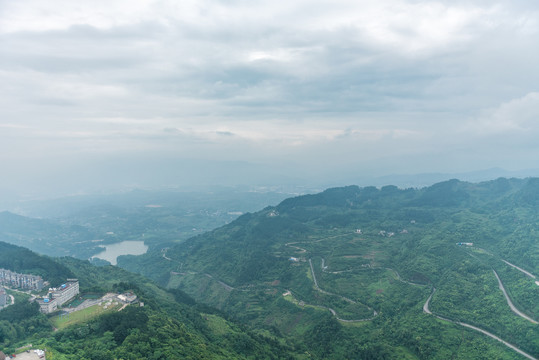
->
[[0, 241, 299, 359], [122, 178, 539, 359], [2, 179, 538, 359]]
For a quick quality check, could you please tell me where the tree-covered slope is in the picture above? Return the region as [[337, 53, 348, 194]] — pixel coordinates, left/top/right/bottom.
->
[[0, 241, 74, 285], [0, 241, 299, 359], [124, 178, 538, 359]]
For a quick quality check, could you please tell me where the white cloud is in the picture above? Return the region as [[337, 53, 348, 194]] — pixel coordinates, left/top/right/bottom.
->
[[469, 92, 539, 134], [0, 0, 156, 33], [1, 0, 539, 194]]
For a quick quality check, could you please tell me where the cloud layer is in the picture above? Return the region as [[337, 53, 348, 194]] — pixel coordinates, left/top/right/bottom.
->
[[1, 0, 539, 196]]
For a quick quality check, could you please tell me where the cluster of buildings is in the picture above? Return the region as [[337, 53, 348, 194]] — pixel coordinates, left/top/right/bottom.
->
[[0, 268, 79, 314], [37, 279, 79, 314], [0, 269, 44, 291]]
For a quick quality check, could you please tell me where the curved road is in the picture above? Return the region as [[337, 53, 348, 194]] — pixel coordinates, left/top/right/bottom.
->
[[423, 288, 537, 360], [204, 273, 234, 291], [309, 259, 377, 321], [422, 288, 435, 315], [502, 260, 536, 279], [293, 240, 538, 357], [493, 270, 538, 324]]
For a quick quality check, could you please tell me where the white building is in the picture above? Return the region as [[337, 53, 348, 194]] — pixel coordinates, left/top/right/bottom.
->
[[38, 279, 79, 314], [38, 298, 58, 314], [51, 279, 79, 307], [117, 292, 137, 303]]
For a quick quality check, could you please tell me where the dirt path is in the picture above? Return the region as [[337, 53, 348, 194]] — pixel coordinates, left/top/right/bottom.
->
[[493, 270, 538, 324]]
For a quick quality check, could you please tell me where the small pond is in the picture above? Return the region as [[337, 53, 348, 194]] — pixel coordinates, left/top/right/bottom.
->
[[92, 240, 148, 265]]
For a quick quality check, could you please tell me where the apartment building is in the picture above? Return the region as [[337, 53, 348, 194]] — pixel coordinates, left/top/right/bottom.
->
[[38, 279, 79, 314], [0, 268, 44, 291]]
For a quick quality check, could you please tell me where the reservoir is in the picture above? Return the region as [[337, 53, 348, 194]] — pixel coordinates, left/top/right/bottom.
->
[[92, 240, 148, 265]]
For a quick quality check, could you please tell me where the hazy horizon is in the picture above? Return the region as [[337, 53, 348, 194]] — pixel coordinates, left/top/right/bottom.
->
[[2, 1, 539, 200]]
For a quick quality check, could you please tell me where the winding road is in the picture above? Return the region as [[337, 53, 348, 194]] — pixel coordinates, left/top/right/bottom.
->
[[204, 273, 234, 291], [423, 288, 537, 360], [423, 250, 539, 359], [285, 236, 425, 323], [170, 235, 537, 358], [502, 260, 536, 279], [308, 258, 378, 321], [492, 270, 538, 324], [422, 288, 435, 315]]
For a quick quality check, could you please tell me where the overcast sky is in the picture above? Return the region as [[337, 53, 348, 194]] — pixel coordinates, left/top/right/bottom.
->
[[1, 0, 539, 198]]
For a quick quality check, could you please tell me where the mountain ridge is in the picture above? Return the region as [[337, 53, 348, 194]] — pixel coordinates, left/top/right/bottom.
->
[[121, 177, 538, 359]]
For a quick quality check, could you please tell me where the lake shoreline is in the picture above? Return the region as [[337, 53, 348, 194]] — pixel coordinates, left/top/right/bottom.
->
[[91, 240, 148, 265]]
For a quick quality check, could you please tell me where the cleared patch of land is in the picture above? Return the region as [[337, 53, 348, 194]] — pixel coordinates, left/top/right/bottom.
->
[[51, 303, 121, 330]]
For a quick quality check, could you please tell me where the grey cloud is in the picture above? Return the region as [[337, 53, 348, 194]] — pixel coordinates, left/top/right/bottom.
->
[[2, 0, 539, 198]]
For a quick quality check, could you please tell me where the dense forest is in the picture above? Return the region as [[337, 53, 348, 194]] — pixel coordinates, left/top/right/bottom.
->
[[1, 178, 538, 359], [0, 241, 299, 359], [121, 178, 538, 359]]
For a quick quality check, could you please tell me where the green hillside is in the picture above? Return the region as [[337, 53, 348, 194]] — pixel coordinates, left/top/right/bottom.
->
[[123, 178, 539, 359], [0, 241, 74, 285], [0, 241, 299, 359]]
